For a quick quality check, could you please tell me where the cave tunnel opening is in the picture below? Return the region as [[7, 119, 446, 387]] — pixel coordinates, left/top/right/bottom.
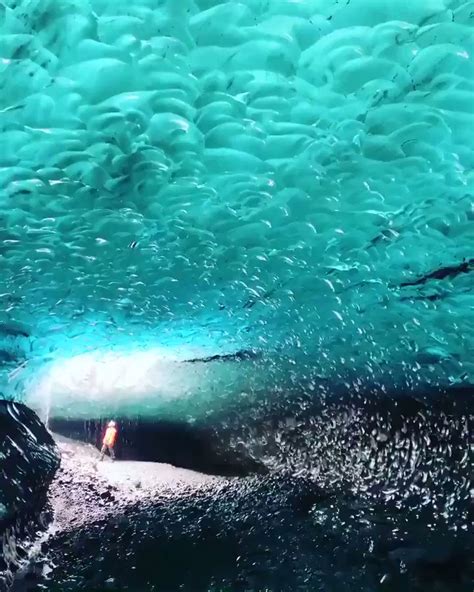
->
[[49, 416, 267, 478]]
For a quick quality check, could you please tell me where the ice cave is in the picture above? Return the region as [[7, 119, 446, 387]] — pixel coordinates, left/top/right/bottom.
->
[[0, 0, 472, 590]]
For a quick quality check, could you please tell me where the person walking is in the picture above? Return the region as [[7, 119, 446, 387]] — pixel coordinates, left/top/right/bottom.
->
[[100, 420, 117, 461]]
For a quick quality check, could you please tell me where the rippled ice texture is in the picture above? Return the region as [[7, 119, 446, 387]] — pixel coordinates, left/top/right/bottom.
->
[[0, 0, 473, 399]]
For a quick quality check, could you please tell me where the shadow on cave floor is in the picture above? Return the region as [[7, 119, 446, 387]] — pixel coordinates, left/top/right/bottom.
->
[[53, 432, 225, 491], [49, 417, 266, 478]]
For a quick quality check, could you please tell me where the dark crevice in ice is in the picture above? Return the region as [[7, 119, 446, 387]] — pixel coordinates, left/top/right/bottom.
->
[[400, 258, 474, 287], [398, 286, 473, 302], [0, 350, 18, 363], [183, 349, 261, 363], [0, 323, 30, 339]]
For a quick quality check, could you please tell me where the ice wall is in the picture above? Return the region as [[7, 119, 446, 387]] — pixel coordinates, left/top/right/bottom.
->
[[0, 0, 473, 410]]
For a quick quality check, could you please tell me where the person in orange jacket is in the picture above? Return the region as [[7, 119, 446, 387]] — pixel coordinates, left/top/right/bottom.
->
[[100, 420, 117, 461]]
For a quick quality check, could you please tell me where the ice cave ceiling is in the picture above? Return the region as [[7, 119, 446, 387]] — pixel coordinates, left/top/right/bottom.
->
[[0, 0, 473, 407]]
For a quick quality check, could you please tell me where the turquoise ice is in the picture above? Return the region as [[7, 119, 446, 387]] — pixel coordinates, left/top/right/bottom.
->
[[0, 0, 473, 418]]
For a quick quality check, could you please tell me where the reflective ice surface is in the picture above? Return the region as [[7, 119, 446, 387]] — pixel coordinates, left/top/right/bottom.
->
[[0, 0, 473, 402]]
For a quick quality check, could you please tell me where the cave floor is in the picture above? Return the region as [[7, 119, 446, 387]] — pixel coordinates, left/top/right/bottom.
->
[[48, 433, 226, 535], [11, 434, 471, 592], [11, 434, 227, 590], [54, 433, 223, 498]]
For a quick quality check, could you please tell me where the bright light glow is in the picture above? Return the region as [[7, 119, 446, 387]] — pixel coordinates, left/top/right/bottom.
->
[[28, 348, 203, 411], [46, 349, 178, 397], [24, 344, 264, 420]]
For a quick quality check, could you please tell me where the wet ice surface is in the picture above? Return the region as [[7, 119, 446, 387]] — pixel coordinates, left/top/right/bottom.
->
[[1, 0, 473, 400], [12, 432, 472, 592]]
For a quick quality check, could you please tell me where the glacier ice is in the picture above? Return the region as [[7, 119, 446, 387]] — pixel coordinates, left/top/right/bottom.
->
[[0, 0, 473, 417], [0, 3, 473, 589]]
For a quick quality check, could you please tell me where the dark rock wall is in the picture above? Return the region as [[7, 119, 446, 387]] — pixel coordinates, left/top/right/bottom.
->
[[0, 400, 59, 590]]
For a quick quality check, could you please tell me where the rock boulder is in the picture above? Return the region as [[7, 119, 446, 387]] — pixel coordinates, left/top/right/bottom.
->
[[0, 400, 59, 590]]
